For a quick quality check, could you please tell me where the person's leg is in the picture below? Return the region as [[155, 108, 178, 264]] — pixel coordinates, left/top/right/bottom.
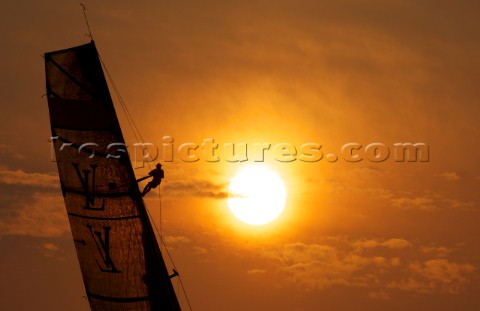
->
[[142, 184, 152, 196]]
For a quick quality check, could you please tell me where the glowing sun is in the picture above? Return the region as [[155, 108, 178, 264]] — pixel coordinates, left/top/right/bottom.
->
[[228, 166, 287, 225]]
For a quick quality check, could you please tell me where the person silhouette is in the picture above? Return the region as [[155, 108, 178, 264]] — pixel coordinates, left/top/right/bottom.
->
[[142, 163, 164, 197]]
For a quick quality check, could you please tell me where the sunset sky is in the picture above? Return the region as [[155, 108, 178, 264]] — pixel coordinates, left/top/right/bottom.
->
[[1, 0, 480, 310]]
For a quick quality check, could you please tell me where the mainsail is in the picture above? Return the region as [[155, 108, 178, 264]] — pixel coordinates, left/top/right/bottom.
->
[[45, 41, 181, 311]]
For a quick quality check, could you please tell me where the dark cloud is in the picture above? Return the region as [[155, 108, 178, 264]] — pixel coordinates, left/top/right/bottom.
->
[[0, 168, 67, 237], [0, 167, 60, 219], [163, 180, 228, 199]]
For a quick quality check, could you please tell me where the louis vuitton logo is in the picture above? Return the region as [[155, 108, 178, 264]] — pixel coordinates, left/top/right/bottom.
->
[[72, 163, 106, 210], [88, 225, 121, 273]]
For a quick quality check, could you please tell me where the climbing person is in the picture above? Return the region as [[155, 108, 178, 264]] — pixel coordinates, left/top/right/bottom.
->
[[141, 163, 164, 197]]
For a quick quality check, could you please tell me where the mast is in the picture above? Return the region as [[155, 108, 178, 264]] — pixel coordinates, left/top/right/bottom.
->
[[45, 41, 181, 310]]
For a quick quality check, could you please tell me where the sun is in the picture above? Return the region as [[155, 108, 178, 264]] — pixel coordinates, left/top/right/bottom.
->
[[228, 165, 287, 225]]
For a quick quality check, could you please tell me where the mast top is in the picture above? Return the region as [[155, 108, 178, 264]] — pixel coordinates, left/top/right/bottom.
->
[[80, 3, 94, 40]]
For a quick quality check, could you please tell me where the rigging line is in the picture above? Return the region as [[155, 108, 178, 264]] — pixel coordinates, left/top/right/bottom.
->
[[77, 8, 178, 306], [144, 201, 194, 311], [111, 79, 152, 170], [79, 4, 151, 170], [102, 64, 152, 168], [159, 185, 163, 244], [163, 240, 194, 311], [98, 54, 153, 170], [95, 39, 185, 307], [80, 3, 93, 39], [97, 55, 138, 141], [99, 56, 139, 143], [99, 54, 186, 307], [159, 231, 193, 311], [177, 277, 180, 301]]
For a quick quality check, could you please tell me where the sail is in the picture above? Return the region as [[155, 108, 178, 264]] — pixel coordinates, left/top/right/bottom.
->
[[45, 41, 181, 311]]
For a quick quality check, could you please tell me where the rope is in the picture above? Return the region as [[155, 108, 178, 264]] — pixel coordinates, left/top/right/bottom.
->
[[96, 40, 193, 311], [159, 185, 163, 243], [99, 55, 153, 171], [82, 1, 152, 171], [144, 195, 194, 311]]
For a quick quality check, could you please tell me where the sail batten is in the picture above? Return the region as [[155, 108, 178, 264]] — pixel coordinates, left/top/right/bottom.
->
[[45, 41, 181, 311], [87, 293, 152, 302], [67, 213, 142, 221]]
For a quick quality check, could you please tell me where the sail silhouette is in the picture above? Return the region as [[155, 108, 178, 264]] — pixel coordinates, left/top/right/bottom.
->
[[45, 41, 181, 311]]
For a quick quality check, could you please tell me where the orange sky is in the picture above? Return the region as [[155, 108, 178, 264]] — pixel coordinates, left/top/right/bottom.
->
[[1, 0, 480, 310]]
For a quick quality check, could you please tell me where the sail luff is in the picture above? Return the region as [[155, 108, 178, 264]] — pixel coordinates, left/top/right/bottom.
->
[[45, 41, 181, 311]]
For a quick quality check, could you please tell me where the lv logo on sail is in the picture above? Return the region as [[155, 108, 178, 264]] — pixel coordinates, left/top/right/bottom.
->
[[72, 163, 106, 211], [88, 225, 121, 273]]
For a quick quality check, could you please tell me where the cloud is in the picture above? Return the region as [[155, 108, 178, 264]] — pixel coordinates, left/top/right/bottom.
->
[[262, 237, 477, 296], [267, 241, 395, 290], [390, 257, 401, 267], [391, 196, 437, 210], [193, 246, 208, 255], [42, 242, 60, 251], [164, 235, 191, 245], [435, 172, 461, 181], [39, 242, 66, 261], [353, 238, 412, 250], [0, 167, 68, 237], [0, 192, 69, 237], [353, 239, 381, 249], [0, 167, 58, 188], [421, 246, 453, 257], [247, 269, 267, 275], [389, 259, 476, 294], [443, 198, 475, 210], [0, 144, 24, 162], [381, 239, 412, 249], [163, 180, 228, 198], [390, 193, 475, 211], [366, 188, 394, 200]]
